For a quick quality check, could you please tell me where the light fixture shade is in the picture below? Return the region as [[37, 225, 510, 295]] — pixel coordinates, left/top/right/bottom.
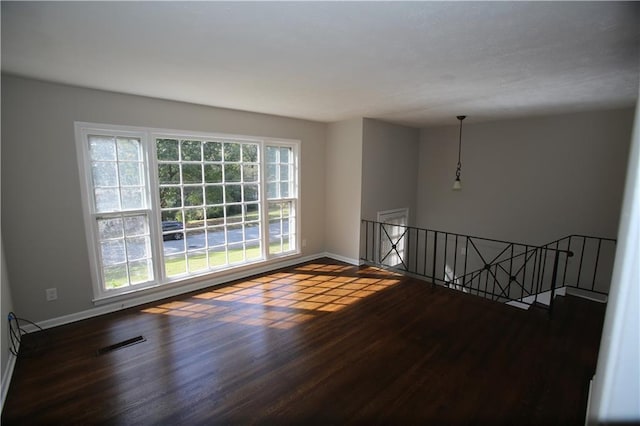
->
[[452, 178, 462, 191]]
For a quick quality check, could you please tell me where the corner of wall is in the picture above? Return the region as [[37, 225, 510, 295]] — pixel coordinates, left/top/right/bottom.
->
[[1, 238, 17, 412]]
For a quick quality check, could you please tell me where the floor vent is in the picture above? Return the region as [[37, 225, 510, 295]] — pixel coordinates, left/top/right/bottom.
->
[[96, 336, 146, 356]]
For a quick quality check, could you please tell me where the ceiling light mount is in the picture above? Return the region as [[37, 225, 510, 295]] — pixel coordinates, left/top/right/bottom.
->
[[453, 115, 466, 191]]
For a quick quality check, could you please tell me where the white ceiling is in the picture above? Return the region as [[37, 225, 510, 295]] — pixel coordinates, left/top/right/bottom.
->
[[2, 2, 638, 127]]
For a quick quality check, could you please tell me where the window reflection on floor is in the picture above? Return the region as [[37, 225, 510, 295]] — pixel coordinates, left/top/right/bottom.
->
[[142, 262, 402, 329]]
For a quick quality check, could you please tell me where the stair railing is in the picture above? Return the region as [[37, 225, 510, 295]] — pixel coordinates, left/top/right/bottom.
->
[[360, 220, 616, 314]]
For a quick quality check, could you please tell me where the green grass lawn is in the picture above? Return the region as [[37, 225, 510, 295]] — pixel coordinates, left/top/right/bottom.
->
[[105, 241, 291, 289]]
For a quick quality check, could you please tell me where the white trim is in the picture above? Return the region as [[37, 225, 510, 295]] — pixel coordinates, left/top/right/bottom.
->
[[20, 253, 329, 332], [1, 353, 17, 413], [565, 286, 608, 303], [323, 252, 362, 266], [75, 121, 302, 302]]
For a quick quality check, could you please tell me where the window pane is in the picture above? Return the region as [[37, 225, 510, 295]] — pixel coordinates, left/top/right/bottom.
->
[[181, 140, 202, 161], [117, 138, 141, 161], [207, 225, 225, 246], [95, 188, 120, 212], [203, 141, 222, 161], [101, 239, 126, 265], [165, 254, 186, 277], [206, 207, 224, 225], [208, 249, 226, 268], [244, 184, 259, 202], [267, 183, 277, 199], [188, 252, 208, 272], [121, 188, 144, 210], [98, 217, 123, 240], [227, 225, 243, 244], [119, 162, 142, 186], [245, 203, 260, 222], [184, 187, 204, 207], [205, 186, 223, 205], [225, 185, 242, 203], [224, 143, 241, 162], [89, 136, 116, 161], [266, 146, 278, 163], [129, 259, 151, 284], [157, 139, 179, 161], [181, 164, 202, 183], [104, 265, 128, 289], [280, 147, 290, 163], [184, 208, 204, 223], [229, 244, 245, 263], [245, 222, 260, 241], [204, 164, 222, 183], [158, 164, 180, 184], [92, 162, 118, 187], [124, 215, 147, 236], [280, 182, 290, 198], [266, 164, 277, 181], [243, 165, 259, 182], [224, 164, 241, 182], [186, 231, 205, 251], [126, 236, 149, 261], [280, 164, 289, 181], [160, 187, 182, 208], [242, 144, 258, 162], [226, 205, 242, 223]]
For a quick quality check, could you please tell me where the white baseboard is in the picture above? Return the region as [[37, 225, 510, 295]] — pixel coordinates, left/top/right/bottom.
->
[[565, 287, 608, 303], [22, 252, 331, 333], [1, 353, 17, 414], [323, 252, 362, 266]]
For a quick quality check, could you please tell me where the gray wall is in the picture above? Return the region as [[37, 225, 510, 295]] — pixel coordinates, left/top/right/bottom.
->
[[361, 118, 419, 224], [416, 109, 634, 245], [325, 118, 363, 262], [1, 74, 327, 323]]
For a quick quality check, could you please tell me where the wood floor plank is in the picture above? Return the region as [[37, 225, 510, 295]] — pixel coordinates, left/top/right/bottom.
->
[[2, 259, 605, 425]]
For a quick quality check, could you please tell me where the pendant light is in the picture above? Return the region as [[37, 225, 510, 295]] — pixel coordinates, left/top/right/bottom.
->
[[453, 115, 466, 191]]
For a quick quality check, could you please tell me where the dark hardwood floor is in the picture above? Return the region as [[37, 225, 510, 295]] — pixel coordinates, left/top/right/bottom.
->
[[2, 258, 606, 425]]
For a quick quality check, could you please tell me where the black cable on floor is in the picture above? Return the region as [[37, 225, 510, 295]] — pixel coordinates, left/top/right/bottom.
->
[[7, 312, 46, 358]]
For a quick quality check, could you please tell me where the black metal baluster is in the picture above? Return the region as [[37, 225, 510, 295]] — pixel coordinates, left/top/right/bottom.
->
[[484, 268, 489, 300], [576, 236, 586, 289], [423, 229, 428, 277], [523, 245, 528, 301], [540, 246, 548, 293], [562, 237, 572, 288], [548, 250, 561, 317], [443, 233, 448, 284], [453, 235, 459, 289], [508, 244, 514, 300], [592, 238, 602, 292], [432, 231, 438, 288], [364, 220, 369, 261], [463, 237, 469, 289]]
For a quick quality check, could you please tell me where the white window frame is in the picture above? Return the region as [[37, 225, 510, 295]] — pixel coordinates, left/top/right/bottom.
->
[[75, 122, 301, 301]]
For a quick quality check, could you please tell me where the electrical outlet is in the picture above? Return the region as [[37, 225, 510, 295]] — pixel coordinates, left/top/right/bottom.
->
[[302, 239, 307, 248], [46, 288, 58, 301]]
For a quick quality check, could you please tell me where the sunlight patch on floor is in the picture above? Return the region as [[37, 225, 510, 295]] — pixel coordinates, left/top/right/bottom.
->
[[141, 262, 402, 329]]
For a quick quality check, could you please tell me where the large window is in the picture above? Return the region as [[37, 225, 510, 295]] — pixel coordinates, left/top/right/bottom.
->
[[76, 123, 299, 300]]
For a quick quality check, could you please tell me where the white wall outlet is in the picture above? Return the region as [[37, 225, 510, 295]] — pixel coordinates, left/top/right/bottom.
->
[[302, 239, 307, 248], [46, 287, 58, 301]]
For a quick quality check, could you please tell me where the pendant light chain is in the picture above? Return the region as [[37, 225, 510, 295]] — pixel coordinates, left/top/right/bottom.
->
[[453, 115, 466, 190]]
